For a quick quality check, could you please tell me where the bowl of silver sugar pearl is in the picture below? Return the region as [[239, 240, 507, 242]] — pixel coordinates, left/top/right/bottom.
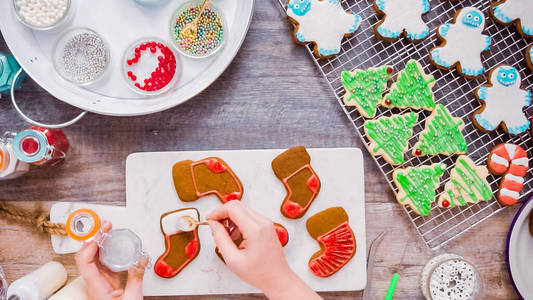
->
[[12, 0, 72, 30]]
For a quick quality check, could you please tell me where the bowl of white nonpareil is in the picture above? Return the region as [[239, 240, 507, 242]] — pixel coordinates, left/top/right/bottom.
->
[[12, 0, 72, 30]]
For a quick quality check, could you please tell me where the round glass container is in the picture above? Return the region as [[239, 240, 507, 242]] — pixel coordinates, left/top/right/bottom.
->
[[53, 28, 110, 86], [99, 229, 144, 272], [12, 0, 72, 31], [133, 0, 169, 6], [169, 0, 227, 59], [122, 38, 181, 96], [421, 253, 483, 300], [66, 208, 101, 242]]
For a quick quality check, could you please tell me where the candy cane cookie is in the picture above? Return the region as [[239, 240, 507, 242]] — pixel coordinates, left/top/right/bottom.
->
[[487, 143, 529, 206]]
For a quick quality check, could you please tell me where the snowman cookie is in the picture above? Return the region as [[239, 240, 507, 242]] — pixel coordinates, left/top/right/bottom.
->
[[526, 45, 533, 72], [287, 0, 361, 58], [374, 0, 430, 42], [473, 65, 531, 136], [430, 7, 491, 78], [491, 0, 533, 39]]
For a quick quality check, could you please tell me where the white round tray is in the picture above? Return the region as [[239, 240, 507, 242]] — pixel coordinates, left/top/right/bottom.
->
[[0, 0, 254, 116]]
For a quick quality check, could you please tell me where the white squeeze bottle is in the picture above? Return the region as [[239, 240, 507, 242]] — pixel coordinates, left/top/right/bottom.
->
[[49, 277, 88, 300], [6, 261, 67, 300]]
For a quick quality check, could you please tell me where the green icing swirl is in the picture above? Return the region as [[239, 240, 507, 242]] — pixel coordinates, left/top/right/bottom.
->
[[384, 60, 435, 110], [396, 164, 446, 216], [341, 66, 391, 118], [364, 112, 418, 164], [415, 104, 467, 156], [442, 157, 492, 207]]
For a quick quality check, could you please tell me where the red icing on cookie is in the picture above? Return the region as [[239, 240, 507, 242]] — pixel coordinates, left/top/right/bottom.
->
[[185, 239, 199, 259], [282, 201, 304, 219], [308, 221, 356, 277], [275, 225, 289, 246], [307, 174, 320, 193], [205, 159, 227, 173], [154, 260, 174, 278], [222, 192, 242, 203], [442, 200, 450, 208]]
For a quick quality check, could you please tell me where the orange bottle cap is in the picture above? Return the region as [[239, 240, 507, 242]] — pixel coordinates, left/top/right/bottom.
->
[[66, 208, 101, 242]]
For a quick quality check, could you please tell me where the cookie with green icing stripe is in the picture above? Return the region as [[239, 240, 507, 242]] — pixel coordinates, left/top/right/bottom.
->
[[364, 112, 418, 165], [393, 163, 446, 216], [413, 104, 468, 156], [341, 65, 394, 118], [438, 156, 493, 208], [382, 59, 436, 111]]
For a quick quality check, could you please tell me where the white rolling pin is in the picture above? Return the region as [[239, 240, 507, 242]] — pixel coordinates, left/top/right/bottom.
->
[[6, 261, 67, 300], [49, 277, 88, 300]]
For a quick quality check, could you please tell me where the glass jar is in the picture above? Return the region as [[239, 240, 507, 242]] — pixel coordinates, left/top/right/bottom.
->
[[13, 127, 69, 166], [12, 0, 73, 31]]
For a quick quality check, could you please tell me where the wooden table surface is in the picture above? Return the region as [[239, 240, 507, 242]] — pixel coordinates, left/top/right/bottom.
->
[[0, 1, 520, 299]]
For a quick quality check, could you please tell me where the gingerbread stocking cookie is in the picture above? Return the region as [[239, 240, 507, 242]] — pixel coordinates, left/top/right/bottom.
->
[[172, 157, 243, 203], [286, 0, 361, 58], [374, 0, 430, 41], [491, 0, 533, 39], [272, 146, 321, 219], [154, 208, 201, 278], [473, 65, 531, 136], [487, 143, 529, 206], [306, 207, 356, 277], [430, 7, 491, 78]]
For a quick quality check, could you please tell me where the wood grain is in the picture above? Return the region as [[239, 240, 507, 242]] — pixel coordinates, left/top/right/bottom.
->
[[0, 1, 519, 299]]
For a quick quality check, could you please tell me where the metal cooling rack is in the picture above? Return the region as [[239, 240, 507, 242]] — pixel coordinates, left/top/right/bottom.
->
[[278, 0, 533, 249]]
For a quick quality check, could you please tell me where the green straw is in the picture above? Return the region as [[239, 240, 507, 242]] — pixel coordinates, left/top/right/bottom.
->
[[384, 273, 399, 300]]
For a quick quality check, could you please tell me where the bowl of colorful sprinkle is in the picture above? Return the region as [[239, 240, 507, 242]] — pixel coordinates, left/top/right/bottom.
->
[[53, 27, 110, 86], [122, 38, 181, 96], [169, 0, 227, 59], [12, 0, 72, 30]]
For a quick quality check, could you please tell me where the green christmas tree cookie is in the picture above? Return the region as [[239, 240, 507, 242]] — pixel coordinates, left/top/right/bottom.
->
[[393, 163, 447, 216], [341, 65, 394, 118], [438, 156, 493, 208], [382, 59, 436, 111], [364, 112, 418, 165], [413, 104, 467, 156]]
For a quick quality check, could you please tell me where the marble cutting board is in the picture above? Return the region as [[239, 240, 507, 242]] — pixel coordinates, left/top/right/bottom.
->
[[50, 148, 367, 295]]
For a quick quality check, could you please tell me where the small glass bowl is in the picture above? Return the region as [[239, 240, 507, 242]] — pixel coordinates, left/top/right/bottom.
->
[[122, 38, 181, 96], [169, 0, 227, 59], [52, 28, 110, 86], [12, 0, 72, 31]]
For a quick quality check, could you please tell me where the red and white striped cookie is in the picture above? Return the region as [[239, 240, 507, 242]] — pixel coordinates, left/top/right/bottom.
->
[[487, 143, 529, 206]]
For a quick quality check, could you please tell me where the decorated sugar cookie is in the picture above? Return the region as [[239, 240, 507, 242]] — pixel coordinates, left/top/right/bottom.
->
[[413, 104, 468, 157], [487, 143, 529, 206], [438, 156, 493, 208], [341, 65, 393, 118], [430, 7, 491, 78], [526, 45, 533, 72], [491, 0, 533, 39], [364, 112, 418, 165], [393, 163, 447, 216], [473, 65, 531, 136], [382, 60, 436, 111], [287, 0, 361, 58], [374, 0, 430, 41]]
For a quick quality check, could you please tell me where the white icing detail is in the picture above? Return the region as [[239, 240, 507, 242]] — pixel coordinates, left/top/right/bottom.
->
[[490, 154, 509, 167], [500, 188, 520, 198], [161, 209, 198, 235], [504, 143, 516, 159], [512, 157, 529, 167], [504, 173, 525, 184], [492, 0, 533, 36], [431, 7, 488, 75], [376, 0, 429, 40], [287, 0, 360, 56], [474, 66, 529, 131]]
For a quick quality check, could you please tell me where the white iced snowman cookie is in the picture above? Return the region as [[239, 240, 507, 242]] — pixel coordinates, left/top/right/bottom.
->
[[491, 0, 533, 39], [473, 65, 531, 135], [430, 7, 491, 78], [287, 0, 361, 58], [374, 0, 430, 42]]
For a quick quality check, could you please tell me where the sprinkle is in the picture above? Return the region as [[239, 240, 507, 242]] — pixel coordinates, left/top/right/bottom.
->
[[59, 32, 109, 84]]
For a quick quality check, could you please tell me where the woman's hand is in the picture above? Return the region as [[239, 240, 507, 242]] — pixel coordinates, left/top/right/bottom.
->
[[207, 201, 322, 300], [74, 221, 148, 300]]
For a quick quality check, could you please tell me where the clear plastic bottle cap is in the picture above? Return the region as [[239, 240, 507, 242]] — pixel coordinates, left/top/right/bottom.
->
[[99, 229, 143, 272]]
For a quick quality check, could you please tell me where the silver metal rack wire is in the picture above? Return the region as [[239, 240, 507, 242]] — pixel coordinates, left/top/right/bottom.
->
[[278, 0, 533, 249]]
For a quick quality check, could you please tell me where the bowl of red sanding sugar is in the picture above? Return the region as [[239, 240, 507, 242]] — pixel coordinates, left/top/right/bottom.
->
[[122, 38, 182, 96]]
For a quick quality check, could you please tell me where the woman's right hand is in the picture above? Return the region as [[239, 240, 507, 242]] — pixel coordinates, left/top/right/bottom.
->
[[207, 201, 322, 300]]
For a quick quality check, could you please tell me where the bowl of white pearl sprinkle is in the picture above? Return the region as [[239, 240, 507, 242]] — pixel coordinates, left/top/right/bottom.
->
[[12, 0, 72, 30]]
